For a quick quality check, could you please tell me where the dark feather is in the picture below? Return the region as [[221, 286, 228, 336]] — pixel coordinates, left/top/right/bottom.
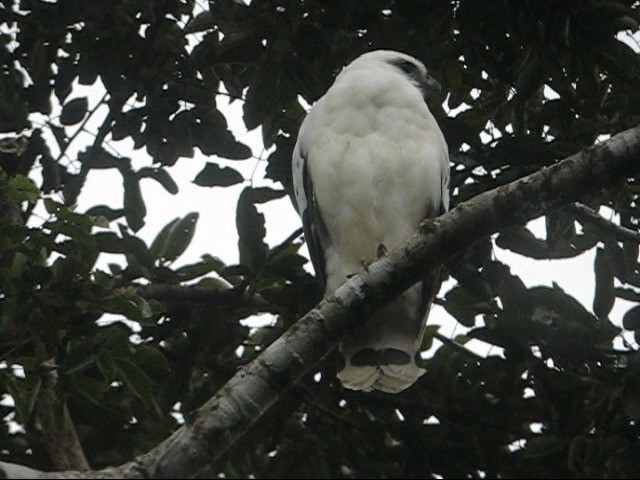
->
[[301, 153, 329, 289]]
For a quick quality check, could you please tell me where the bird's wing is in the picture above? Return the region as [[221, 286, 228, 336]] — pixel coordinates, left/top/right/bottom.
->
[[419, 168, 450, 323], [292, 116, 329, 289]]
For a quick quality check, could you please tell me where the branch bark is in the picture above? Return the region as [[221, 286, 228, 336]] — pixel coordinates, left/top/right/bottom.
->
[[34, 359, 90, 471], [1, 124, 639, 479]]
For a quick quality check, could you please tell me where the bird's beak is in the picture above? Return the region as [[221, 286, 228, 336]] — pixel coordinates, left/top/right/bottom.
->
[[423, 74, 442, 96]]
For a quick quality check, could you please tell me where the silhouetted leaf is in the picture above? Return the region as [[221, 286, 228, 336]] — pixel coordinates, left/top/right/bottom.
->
[[123, 175, 146, 232], [594, 247, 615, 319], [623, 305, 640, 330], [138, 167, 179, 194], [236, 187, 267, 270], [193, 162, 244, 187], [59, 97, 88, 125]]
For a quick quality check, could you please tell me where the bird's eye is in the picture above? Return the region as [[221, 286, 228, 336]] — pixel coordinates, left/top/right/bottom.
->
[[397, 60, 417, 74]]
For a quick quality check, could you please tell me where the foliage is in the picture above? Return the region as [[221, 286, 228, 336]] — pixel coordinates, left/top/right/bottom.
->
[[0, 0, 639, 477]]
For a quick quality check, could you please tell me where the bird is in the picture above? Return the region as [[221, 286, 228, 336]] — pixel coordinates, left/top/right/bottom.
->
[[291, 50, 450, 393]]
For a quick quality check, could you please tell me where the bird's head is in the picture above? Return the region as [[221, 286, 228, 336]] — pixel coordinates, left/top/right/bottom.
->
[[348, 50, 442, 100]]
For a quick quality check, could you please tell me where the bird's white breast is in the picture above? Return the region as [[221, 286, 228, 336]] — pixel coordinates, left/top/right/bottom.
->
[[305, 68, 448, 292]]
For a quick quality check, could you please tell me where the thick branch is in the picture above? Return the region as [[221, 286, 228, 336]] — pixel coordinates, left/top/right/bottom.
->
[[35, 359, 90, 471], [2, 124, 639, 479]]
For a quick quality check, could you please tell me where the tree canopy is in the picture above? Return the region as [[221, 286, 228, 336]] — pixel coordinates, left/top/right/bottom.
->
[[1, 0, 640, 478]]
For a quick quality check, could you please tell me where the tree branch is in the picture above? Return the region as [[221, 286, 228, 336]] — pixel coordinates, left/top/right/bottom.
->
[[35, 359, 90, 471], [136, 284, 278, 312], [2, 124, 639, 479]]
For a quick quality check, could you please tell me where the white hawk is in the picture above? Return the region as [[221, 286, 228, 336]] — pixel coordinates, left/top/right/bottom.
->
[[291, 50, 450, 393]]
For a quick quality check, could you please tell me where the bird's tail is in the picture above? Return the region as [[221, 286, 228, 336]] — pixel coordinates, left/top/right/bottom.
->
[[336, 288, 427, 393], [337, 346, 425, 393]]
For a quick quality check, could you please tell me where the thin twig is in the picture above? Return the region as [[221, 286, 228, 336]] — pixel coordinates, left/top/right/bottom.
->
[[435, 332, 484, 360]]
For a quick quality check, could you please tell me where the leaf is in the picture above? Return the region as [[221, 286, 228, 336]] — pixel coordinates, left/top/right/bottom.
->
[[496, 226, 577, 259], [175, 255, 226, 280], [160, 212, 198, 262], [420, 325, 441, 351], [138, 167, 179, 194], [195, 276, 233, 291], [49, 123, 68, 151], [593, 247, 615, 319], [13, 375, 42, 423], [443, 287, 478, 327], [134, 345, 170, 371], [86, 205, 126, 221], [195, 107, 253, 160], [616, 287, 640, 303], [40, 150, 63, 193], [62, 347, 96, 375], [193, 162, 244, 187], [8, 174, 39, 203], [236, 187, 268, 270], [72, 375, 108, 406], [149, 217, 180, 260], [546, 210, 576, 249], [150, 213, 199, 263], [62, 170, 88, 206], [521, 436, 566, 459], [247, 187, 287, 204], [622, 305, 640, 330], [96, 353, 117, 383], [59, 97, 88, 125], [116, 359, 153, 406], [604, 240, 630, 282], [78, 147, 127, 170], [94, 232, 125, 253], [496, 226, 547, 258], [118, 226, 152, 266], [184, 10, 215, 33], [123, 175, 146, 232]]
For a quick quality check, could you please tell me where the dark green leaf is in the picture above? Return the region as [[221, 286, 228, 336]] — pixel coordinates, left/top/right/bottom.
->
[[236, 187, 267, 269], [154, 213, 199, 263], [444, 287, 479, 327], [593, 247, 615, 319], [134, 345, 170, 371], [622, 305, 640, 330], [116, 359, 153, 406], [94, 232, 125, 253], [175, 255, 225, 280], [49, 123, 67, 151], [123, 175, 146, 232], [138, 167, 179, 194], [247, 187, 287, 204], [59, 97, 88, 125], [72, 375, 108, 406], [78, 148, 128, 170], [86, 205, 126, 221], [185, 11, 215, 33], [13, 376, 41, 423], [193, 162, 244, 187]]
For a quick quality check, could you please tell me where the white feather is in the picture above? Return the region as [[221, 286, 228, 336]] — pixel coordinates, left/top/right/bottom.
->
[[292, 50, 450, 393]]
